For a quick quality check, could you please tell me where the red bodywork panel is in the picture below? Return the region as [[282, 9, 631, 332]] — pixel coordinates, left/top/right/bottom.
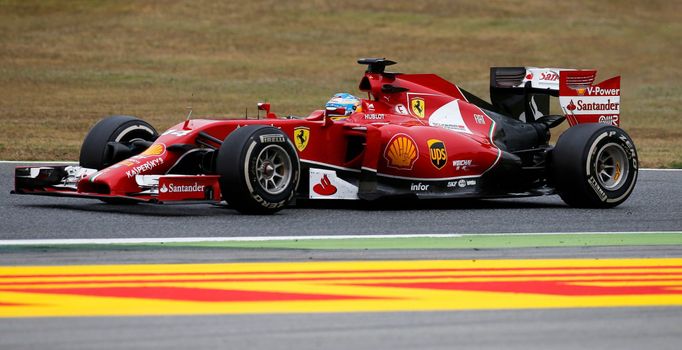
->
[[79, 71, 502, 198], [14, 68, 509, 202]]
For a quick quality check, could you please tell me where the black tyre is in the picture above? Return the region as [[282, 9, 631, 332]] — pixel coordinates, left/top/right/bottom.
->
[[79, 115, 158, 170], [216, 126, 300, 214], [551, 124, 638, 208]]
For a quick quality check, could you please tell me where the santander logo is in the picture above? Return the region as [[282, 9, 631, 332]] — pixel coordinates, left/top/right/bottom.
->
[[160, 182, 205, 193], [567, 100, 577, 111], [313, 175, 338, 196]]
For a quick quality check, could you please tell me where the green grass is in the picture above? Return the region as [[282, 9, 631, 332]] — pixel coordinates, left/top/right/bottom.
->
[[2, 233, 681, 252], [1, 0, 680, 167]]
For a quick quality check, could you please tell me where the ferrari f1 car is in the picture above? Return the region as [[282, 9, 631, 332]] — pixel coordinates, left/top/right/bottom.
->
[[13, 58, 638, 214]]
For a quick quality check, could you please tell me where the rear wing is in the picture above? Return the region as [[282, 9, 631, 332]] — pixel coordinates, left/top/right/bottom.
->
[[558, 71, 621, 126], [490, 67, 621, 126]]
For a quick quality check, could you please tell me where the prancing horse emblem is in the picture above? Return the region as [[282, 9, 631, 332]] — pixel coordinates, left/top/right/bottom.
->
[[294, 127, 310, 152], [410, 97, 425, 118]]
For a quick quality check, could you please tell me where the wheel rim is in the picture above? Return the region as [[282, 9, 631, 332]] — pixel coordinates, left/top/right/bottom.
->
[[594, 142, 629, 191], [255, 145, 292, 195], [114, 125, 156, 143]]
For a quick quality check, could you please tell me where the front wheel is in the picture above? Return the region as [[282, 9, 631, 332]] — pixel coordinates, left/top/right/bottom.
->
[[550, 124, 638, 208], [216, 126, 300, 214], [79, 115, 158, 170]]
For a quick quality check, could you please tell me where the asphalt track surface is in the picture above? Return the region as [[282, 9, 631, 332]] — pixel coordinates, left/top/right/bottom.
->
[[1, 163, 682, 350], [2, 307, 680, 350], [1, 163, 681, 239]]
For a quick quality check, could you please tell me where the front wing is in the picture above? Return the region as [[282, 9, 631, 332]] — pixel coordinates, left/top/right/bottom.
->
[[13, 165, 222, 204]]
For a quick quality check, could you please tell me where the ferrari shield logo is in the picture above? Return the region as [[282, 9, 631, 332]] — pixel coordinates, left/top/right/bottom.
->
[[410, 97, 425, 118], [427, 139, 447, 170], [294, 127, 310, 152]]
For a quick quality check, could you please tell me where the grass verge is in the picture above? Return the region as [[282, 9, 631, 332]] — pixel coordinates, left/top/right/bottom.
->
[[1, 232, 680, 252], [1, 0, 680, 167]]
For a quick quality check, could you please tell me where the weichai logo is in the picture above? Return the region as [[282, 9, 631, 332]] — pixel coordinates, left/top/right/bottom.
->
[[427, 139, 447, 170]]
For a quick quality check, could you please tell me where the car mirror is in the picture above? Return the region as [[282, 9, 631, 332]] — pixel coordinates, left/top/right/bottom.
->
[[257, 102, 277, 119], [325, 106, 346, 117], [257, 102, 271, 113]]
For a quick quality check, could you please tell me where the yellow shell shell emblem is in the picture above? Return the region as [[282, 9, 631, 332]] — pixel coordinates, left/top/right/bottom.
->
[[140, 143, 166, 156], [384, 134, 419, 170]]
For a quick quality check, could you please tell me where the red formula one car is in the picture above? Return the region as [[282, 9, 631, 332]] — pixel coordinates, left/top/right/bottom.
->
[[13, 59, 638, 214]]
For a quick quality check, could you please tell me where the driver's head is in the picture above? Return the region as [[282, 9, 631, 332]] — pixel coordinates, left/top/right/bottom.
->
[[325, 93, 361, 116]]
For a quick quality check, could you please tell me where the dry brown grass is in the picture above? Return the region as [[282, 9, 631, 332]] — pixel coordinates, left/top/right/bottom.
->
[[1, 0, 680, 166]]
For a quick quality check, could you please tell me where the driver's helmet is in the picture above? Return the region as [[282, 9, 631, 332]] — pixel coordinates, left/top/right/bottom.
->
[[325, 93, 361, 116]]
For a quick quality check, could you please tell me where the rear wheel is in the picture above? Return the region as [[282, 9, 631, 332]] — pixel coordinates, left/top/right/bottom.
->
[[551, 124, 638, 208], [79, 115, 158, 170], [216, 126, 300, 214]]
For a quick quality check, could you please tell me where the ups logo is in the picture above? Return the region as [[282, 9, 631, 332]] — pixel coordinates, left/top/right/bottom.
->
[[427, 139, 447, 170]]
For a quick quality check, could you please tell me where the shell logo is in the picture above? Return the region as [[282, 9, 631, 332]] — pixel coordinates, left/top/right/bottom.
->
[[384, 134, 419, 170], [140, 144, 166, 157]]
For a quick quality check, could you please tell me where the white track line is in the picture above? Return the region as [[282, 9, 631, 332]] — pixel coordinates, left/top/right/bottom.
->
[[1, 231, 680, 246], [0, 160, 681, 172], [0, 161, 77, 164], [640, 168, 682, 171]]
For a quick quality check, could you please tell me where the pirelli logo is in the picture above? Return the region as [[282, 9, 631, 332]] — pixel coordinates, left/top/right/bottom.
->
[[259, 134, 286, 143]]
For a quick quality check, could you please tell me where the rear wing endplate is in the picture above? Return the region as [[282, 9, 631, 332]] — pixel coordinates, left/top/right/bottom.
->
[[559, 71, 621, 126]]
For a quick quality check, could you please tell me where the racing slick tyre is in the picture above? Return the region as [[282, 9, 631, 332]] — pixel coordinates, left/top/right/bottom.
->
[[551, 124, 638, 208], [216, 125, 300, 214], [79, 115, 158, 170]]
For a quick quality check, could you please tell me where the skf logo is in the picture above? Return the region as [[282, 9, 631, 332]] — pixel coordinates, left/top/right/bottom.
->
[[384, 134, 419, 170], [427, 139, 447, 170], [410, 97, 425, 118], [294, 127, 309, 152]]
